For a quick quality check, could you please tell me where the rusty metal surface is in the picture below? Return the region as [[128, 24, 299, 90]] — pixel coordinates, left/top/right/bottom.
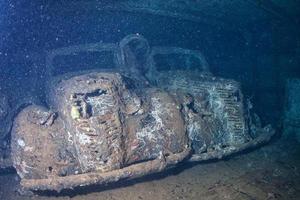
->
[[11, 73, 189, 183], [11, 106, 79, 179], [153, 71, 251, 154], [9, 71, 275, 192]]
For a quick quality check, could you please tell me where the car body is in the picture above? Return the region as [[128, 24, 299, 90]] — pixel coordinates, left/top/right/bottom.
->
[[10, 35, 275, 192]]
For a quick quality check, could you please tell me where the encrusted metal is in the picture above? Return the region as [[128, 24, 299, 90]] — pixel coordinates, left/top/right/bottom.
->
[[10, 72, 274, 192], [7, 35, 275, 193], [153, 71, 250, 154], [11, 73, 189, 189]]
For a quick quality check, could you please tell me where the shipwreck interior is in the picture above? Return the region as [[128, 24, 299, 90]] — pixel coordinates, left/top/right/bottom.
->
[[0, 1, 300, 200]]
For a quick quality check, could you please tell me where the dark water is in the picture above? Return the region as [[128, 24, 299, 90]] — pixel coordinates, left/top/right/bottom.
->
[[0, 1, 300, 199]]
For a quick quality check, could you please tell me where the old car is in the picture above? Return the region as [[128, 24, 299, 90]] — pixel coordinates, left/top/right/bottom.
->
[[10, 35, 275, 192]]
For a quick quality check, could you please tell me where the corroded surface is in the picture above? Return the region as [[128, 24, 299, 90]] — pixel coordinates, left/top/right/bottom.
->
[[11, 73, 190, 187], [125, 89, 187, 165], [9, 71, 275, 192], [49, 73, 127, 173], [151, 71, 251, 154], [11, 106, 79, 179]]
